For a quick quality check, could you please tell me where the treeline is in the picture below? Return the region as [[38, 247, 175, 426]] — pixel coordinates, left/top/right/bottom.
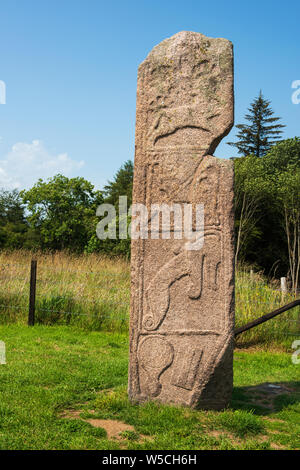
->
[[229, 92, 299, 291], [0, 161, 133, 257], [0, 136, 299, 288], [0, 93, 299, 288], [234, 137, 300, 291]]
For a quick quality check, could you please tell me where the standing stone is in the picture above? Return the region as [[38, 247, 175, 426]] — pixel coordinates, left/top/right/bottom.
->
[[129, 31, 235, 410]]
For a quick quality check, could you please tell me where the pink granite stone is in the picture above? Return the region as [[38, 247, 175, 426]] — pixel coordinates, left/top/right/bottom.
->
[[129, 31, 235, 409]]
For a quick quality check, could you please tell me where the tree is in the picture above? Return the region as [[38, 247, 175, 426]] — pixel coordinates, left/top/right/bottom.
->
[[228, 91, 285, 157], [262, 138, 300, 292], [85, 160, 134, 258], [234, 137, 300, 288], [21, 175, 103, 251], [234, 155, 271, 265], [276, 170, 300, 293], [102, 160, 133, 208], [262, 137, 300, 173], [0, 189, 29, 249]]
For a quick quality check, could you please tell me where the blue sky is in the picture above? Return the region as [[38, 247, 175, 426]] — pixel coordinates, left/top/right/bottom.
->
[[0, 0, 299, 190]]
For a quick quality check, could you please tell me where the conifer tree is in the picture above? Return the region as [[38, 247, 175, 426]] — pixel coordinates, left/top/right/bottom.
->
[[228, 91, 285, 157]]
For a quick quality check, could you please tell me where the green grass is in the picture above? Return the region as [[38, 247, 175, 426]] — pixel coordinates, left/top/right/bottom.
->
[[0, 251, 130, 332], [0, 325, 299, 450], [0, 251, 299, 449], [236, 267, 300, 349], [0, 252, 299, 348]]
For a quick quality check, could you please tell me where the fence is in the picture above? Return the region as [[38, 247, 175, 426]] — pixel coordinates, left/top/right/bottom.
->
[[234, 299, 300, 337], [0, 258, 299, 339], [0, 257, 130, 331]]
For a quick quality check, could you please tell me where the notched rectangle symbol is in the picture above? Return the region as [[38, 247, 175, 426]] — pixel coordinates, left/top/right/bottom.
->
[[171, 348, 203, 390]]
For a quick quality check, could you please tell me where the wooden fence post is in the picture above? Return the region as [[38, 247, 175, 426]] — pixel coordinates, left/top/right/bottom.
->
[[28, 259, 37, 326]]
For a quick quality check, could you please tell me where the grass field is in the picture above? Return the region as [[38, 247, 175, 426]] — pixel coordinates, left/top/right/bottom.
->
[[0, 251, 130, 332], [0, 251, 299, 450], [0, 325, 299, 450], [0, 251, 299, 349]]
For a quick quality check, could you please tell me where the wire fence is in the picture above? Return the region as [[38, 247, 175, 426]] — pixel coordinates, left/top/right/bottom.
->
[[0, 258, 130, 331], [0, 259, 299, 337]]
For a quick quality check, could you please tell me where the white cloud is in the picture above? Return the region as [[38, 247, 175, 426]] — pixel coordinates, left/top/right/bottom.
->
[[0, 140, 84, 189]]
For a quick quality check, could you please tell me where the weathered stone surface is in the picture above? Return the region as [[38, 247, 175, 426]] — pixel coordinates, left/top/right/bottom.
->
[[128, 31, 235, 409]]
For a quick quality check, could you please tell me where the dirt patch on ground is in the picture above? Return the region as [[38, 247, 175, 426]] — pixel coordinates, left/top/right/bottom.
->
[[207, 428, 285, 450], [257, 434, 286, 450], [86, 418, 136, 439], [209, 429, 239, 444], [262, 417, 285, 423], [61, 409, 82, 419], [61, 408, 149, 441], [269, 441, 285, 450]]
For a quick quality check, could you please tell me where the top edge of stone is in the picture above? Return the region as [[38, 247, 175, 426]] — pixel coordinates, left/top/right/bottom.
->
[[140, 31, 232, 66]]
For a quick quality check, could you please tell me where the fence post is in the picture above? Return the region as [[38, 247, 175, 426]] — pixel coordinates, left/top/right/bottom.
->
[[28, 259, 37, 326], [281, 277, 287, 295]]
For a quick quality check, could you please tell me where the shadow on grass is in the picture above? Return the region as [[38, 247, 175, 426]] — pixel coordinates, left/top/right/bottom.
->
[[235, 339, 268, 349], [231, 381, 300, 415]]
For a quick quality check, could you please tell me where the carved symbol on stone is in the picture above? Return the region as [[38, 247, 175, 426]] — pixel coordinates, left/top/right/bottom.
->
[[148, 105, 211, 148], [144, 251, 204, 331], [206, 259, 221, 291], [137, 336, 174, 397], [171, 348, 203, 390], [189, 158, 221, 227], [203, 232, 221, 291]]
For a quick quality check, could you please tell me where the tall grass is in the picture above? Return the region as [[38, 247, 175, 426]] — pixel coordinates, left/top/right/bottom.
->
[[236, 267, 299, 348], [0, 250, 130, 332], [0, 251, 299, 348]]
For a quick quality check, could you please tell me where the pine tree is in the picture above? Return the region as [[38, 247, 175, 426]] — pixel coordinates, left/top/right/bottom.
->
[[228, 91, 285, 157], [103, 160, 133, 207]]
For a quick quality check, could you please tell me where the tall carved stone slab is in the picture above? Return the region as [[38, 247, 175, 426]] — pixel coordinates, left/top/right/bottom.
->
[[129, 31, 235, 410]]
